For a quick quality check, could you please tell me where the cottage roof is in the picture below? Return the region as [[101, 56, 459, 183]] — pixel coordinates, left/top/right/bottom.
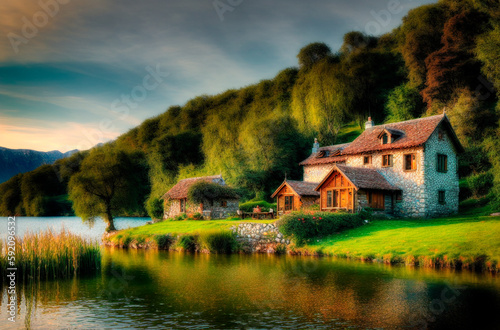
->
[[298, 143, 350, 166], [342, 114, 464, 155], [162, 175, 225, 200], [315, 164, 400, 191], [270, 180, 320, 198]]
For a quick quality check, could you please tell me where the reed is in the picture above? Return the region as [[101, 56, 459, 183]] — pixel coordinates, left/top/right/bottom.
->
[[1, 229, 101, 281]]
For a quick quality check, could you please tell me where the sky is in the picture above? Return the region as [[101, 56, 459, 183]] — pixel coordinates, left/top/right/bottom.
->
[[0, 0, 436, 152]]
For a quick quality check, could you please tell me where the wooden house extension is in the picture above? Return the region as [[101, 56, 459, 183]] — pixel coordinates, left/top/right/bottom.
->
[[271, 180, 320, 213]]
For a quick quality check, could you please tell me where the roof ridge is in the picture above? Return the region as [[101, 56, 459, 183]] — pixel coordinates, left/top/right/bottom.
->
[[371, 114, 444, 128], [178, 174, 222, 181]]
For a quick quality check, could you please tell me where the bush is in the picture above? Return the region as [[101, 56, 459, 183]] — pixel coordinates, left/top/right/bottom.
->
[[277, 212, 364, 245], [146, 197, 164, 220], [174, 213, 187, 221], [198, 230, 238, 253], [239, 200, 277, 212], [467, 171, 493, 198], [177, 234, 197, 251], [154, 234, 174, 249]]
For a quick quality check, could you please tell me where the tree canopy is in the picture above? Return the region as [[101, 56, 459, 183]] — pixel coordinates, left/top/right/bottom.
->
[[68, 146, 148, 231]]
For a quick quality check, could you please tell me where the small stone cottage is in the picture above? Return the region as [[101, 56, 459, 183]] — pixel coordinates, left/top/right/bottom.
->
[[276, 113, 463, 218], [161, 175, 239, 219], [270, 180, 320, 213]]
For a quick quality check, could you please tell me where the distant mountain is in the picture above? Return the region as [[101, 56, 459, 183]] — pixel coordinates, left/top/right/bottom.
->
[[0, 147, 78, 183]]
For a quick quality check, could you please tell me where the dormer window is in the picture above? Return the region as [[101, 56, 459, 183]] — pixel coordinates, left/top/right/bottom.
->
[[324, 151, 330, 157], [378, 128, 403, 145]]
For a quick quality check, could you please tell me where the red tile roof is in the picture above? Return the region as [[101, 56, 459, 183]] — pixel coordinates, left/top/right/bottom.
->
[[316, 164, 400, 191], [271, 180, 320, 198], [162, 175, 225, 200], [342, 114, 463, 155], [299, 143, 350, 166]]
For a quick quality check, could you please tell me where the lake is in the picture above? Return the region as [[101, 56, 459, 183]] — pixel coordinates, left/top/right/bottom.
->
[[0, 216, 150, 241], [0, 218, 499, 329]]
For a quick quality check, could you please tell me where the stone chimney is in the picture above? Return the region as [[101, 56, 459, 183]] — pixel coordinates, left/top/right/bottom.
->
[[365, 117, 374, 130], [312, 138, 320, 154]]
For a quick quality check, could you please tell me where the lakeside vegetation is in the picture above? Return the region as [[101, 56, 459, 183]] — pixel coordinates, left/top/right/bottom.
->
[[0, 0, 498, 223], [0, 229, 101, 282], [102, 211, 500, 272]]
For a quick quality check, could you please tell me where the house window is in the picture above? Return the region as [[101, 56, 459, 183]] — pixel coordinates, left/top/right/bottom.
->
[[438, 190, 446, 205], [326, 190, 339, 208], [220, 200, 227, 207], [180, 199, 186, 213], [284, 196, 293, 211], [438, 129, 444, 141], [363, 155, 372, 165], [381, 133, 389, 144], [382, 154, 393, 167], [395, 192, 402, 203], [404, 154, 417, 171], [437, 154, 448, 173]]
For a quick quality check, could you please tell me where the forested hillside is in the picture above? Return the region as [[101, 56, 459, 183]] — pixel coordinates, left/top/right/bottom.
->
[[1, 0, 499, 218]]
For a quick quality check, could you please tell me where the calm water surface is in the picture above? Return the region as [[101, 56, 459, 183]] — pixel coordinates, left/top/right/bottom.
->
[[0, 249, 499, 329], [0, 216, 150, 241], [0, 217, 499, 329]]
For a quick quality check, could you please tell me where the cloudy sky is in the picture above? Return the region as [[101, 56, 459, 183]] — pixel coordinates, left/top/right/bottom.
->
[[0, 0, 435, 152]]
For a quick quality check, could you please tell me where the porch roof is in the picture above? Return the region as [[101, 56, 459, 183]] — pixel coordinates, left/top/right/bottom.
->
[[315, 164, 400, 192], [271, 180, 320, 198]]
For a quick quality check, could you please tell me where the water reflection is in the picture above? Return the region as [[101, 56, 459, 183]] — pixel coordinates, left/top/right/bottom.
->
[[1, 249, 499, 329]]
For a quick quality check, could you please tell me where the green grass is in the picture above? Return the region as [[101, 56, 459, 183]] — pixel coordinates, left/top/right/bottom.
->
[[299, 214, 500, 271], [336, 121, 363, 144], [108, 219, 274, 246]]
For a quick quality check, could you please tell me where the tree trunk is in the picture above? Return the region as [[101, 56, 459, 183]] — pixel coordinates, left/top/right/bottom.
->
[[105, 204, 116, 232]]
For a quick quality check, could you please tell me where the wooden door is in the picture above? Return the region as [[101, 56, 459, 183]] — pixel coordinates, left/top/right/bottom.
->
[[340, 189, 348, 208], [368, 191, 385, 210]]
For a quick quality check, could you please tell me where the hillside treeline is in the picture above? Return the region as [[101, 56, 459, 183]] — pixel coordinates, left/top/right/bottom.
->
[[1, 0, 499, 218]]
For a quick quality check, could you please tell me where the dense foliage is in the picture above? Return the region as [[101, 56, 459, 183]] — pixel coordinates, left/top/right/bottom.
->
[[187, 181, 239, 205], [277, 212, 364, 245], [1, 0, 499, 219]]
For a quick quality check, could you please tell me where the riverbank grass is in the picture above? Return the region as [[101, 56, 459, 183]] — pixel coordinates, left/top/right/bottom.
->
[[299, 214, 500, 271], [1, 229, 101, 280]]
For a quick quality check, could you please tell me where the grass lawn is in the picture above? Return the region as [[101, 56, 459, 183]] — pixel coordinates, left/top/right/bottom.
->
[[300, 213, 500, 269], [118, 218, 274, 237]]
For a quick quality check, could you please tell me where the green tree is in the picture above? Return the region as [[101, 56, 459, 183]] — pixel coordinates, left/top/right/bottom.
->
[[297, 42, 332, 70], [385, 83, 424, 123], [68, 146, 148, 232]]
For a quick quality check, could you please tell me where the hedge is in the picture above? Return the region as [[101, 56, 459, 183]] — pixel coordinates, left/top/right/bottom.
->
[[276, 212, 364, 245]]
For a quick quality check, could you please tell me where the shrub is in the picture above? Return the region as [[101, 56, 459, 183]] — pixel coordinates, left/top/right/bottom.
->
[[275, 243, 287, 255], [154, 234, 174, 249], [277, 212, 364, 245], [177, 234, 197, 251], [238, 200, 277, 212], [192, 212, 203, 220], [188, 181, 239, 205], [198, 230, 238, 253], [146, 196, 164, 220], [467, 171, 493, 198]]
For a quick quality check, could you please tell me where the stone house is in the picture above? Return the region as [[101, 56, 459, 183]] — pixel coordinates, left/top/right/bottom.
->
[[270, 180, 320, 213], [281, 114, 463, 217], [161, 175, 239, 219]]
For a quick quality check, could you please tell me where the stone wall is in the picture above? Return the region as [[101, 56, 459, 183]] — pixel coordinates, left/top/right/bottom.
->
[[164, 199, 238, 219], [203, 200, 239, 219], [230, 222, 290, 253], [346, 147, 426, 217], [423, 128, 459, 217], [303, 163, 336, 183]]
